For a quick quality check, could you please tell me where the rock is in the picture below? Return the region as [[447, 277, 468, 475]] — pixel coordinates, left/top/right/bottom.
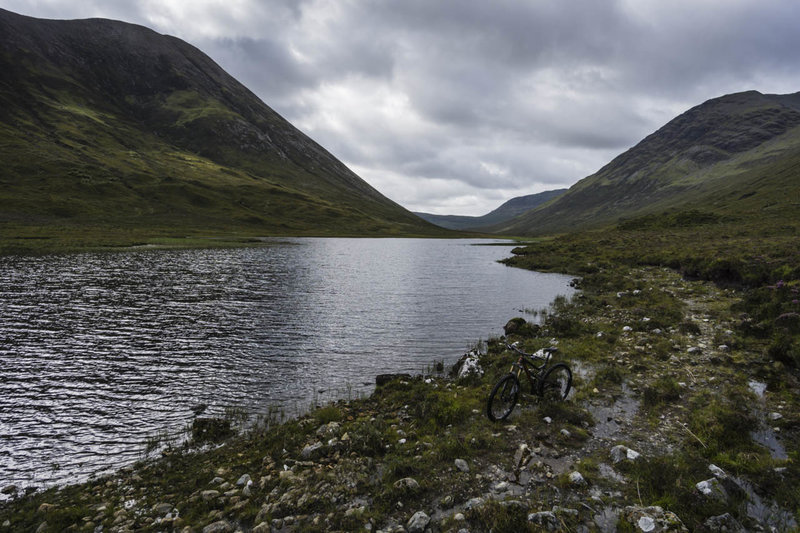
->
[[407, 511, 430, 533], [37, 503, 56, 514], [301, 442, 326, 460], [569, 471, 587, 486], [457, 351, 483, 379], [376, 373, 412, 386], [718, 344, 730, 352], [543, 416, 552, 424], [316, 421, 341, 437], [527, 511, 558, 530], [703, 512, 745, 532], [393, 477, 420, 492], [560, 429, 571, 438], [152, 502, 173, 515], [252, 522, 271, 533], [493, 481, 510, 492], [687, 347, 702, 355], [504, 317, 527, 335], [695, 478, 726, 501], [202, 520, 233, 533], [35, 523, 47, 533], [201, 490, 220, 501], [769, 412, 783, 421], [552, 506, 579, 517], [454, 459, 469, 473], [708, 464, 727, 479], [464, 497, 485, 510], [623, 326, 633, 332], [610, 445, 642, 464], [621, 505, 687, 532], [1, 485, 18, 495], [514, 444, 532, 470], [236, 474, 251, 486], [210, 476, 225, 485]]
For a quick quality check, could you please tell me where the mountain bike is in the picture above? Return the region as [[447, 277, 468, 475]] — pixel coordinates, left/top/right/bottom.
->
[[486, 341, 572, 422]]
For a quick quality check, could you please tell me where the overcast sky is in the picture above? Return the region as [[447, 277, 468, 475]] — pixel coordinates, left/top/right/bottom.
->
[[4, 1, 800, 215]]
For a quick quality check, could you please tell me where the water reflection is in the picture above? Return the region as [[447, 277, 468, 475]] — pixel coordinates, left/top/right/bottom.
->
[[0, 238, 574, 491]]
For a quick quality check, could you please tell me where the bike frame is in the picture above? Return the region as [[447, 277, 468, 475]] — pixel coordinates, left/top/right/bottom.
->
[[508, 347, 552, 392]]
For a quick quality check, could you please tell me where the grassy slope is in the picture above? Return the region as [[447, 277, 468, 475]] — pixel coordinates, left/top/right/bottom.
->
[[0, 11, 451, 254], [493, 91, 800, 236]]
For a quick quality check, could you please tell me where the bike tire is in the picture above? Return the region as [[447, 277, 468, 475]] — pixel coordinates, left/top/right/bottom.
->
[[487, 373, 520, 422], [539, 363, 572, 401]]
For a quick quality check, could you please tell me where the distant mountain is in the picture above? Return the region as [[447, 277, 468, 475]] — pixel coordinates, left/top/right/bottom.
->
[[415, 189, 567, 230], [493, 90, 800, 235], [0, 9, 445, 247]]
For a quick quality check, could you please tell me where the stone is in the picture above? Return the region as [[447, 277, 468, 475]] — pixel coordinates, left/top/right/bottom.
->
[[454, 458, 469, 472], [202, 520, 233, 533], [152, 502, 173, 515], [407, 511, 430, 533], [236, 474, 251, 486], [514, 444, 532, 470], [560, 428, 572, 438], [769, 412, 783, 421], [687, 347, 702, 355], [201, 490, 220, 501], [703, 512, 745, 532], [621, 506, 687, 532], [301, 442, 326, 460], [569, 471, 587, 486], [37, 503, 56, 514], [252, 522, 271, 533], [696, 478, 726, 500], [464, 497, 485, 510], [457, 351, 483, 378], [1, 485, 18, 495], [35, 523, 47, 533], [453, 512, 465, 521], [543, 416, 552, 424], [393, 477, 420, 492], [527, 511, 558, 530], [708, 464, 727, 479], [610, 445, 642, 464]]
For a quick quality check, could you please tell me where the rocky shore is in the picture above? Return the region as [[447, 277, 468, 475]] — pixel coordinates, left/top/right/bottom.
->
[[1, 266, 798, 532]]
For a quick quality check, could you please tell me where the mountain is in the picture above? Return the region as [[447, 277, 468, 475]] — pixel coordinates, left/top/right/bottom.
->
[[0, 9, 446, 250], [493, 90, 800, 235], [414, 189, 567, 230]]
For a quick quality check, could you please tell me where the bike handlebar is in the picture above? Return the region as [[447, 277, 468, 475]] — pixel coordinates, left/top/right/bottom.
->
[[504, 341, 557, 360]]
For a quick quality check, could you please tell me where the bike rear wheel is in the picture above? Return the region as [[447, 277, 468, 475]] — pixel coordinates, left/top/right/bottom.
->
[[539, 363, 572, 401], [487, 373, 520, 421]]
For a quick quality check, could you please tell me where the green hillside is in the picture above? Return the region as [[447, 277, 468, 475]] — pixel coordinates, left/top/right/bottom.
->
[[0, 9, 448, 254], [493, 90, 800, 236]]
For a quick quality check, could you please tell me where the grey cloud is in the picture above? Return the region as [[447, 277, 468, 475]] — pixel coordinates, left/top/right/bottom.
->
[[4, 0, 800, 215]]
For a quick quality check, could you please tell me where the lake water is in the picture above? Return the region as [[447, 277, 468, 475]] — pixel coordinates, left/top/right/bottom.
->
[[0, 238, 574, 492]]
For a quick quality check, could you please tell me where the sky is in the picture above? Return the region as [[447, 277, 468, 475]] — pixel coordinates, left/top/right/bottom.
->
[[4, 1, 800, 215]]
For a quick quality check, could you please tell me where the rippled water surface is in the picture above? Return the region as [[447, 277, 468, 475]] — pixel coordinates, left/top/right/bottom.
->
[[0, 238, 573, 491]]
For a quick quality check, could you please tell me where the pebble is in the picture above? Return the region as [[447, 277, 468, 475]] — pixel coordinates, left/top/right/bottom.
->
[[454, 458, 470, 473]]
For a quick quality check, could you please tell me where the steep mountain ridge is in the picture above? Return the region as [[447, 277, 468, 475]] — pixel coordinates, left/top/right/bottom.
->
[[494, 90, 800, 235], [0, 9, 442, 246], [414, 189, 567, 230]]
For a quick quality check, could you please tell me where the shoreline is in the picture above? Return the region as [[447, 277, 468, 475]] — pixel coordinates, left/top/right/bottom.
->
[[2, 259, 797, 532]]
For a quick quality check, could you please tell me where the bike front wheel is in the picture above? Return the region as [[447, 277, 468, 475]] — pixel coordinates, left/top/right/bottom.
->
[[487, 373, 520, 422], [539, 363, 572, 401]]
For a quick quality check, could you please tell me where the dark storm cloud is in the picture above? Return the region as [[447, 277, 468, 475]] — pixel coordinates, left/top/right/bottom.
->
[[3, 0, 800, 214]]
